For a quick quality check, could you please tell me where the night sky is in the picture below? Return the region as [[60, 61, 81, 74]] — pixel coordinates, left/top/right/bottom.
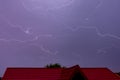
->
[[0, 0, 120, 76]]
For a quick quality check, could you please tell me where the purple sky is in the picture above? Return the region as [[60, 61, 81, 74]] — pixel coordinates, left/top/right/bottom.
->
[[0, 0, 120, 76]]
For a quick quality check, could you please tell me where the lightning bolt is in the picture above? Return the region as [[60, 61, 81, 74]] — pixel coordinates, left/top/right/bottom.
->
[[67, 25, 120, 54], [67, 25, 120, 40], [40, 45, 58, 55], [50, 0, 75, 10], [0, 14, 54, 42], [21, 0, 75, 12], [0, 14, 57, 55], [97, 46, 113, 54]]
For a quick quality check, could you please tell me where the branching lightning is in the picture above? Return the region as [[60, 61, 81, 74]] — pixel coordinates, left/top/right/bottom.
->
[[0, 14, 57, 55], [21, 0, 75, 13], [97, 46, 113, 54], [40, 45, 58, 55], [67, 25, 120, 40], [0, 14, 54, 42], [67, 25, 120, 54]]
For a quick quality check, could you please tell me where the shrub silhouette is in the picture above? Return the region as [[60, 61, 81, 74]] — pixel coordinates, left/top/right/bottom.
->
[[45, 63, 64, 68]]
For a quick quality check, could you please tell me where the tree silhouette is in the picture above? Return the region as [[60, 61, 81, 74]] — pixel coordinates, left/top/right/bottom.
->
[[45, 63, 65, 68]]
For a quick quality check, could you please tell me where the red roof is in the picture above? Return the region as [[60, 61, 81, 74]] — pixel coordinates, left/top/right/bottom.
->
[[81, 68, 120, 80], [2, 68, 63, 80], [61, 65, 87, 80], [2, 65, 120, 80]]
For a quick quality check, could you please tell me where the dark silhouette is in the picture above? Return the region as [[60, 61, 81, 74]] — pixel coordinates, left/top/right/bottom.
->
[[71, 72, 86, 80], [45, 63, 62, 68], [116, 72, 120, 76]]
